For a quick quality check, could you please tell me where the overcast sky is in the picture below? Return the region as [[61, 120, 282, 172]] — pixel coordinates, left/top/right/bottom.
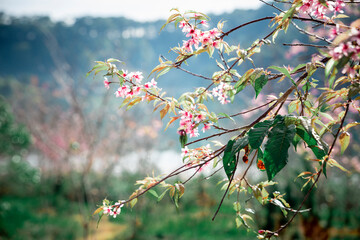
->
[[0, 0, 261, 22]]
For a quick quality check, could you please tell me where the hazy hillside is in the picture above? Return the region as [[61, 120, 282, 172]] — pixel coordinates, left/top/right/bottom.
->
[[0, 5, 312, 93]]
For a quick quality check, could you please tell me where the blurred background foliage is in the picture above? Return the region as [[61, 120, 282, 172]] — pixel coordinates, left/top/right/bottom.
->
[[0, 3, 360, 240]]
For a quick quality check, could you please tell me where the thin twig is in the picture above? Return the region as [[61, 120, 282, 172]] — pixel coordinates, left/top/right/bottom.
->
[[185, 125, 250, 147], [204, 166, 224, 180], [259, 0, 285, 12], [220, 16, 274, 38], [161, 55, 213, 81], [283, 43, 328, 48], [219, 100, 276, 119], [212, 153, 239, 221], [291, 21, 332, 44]]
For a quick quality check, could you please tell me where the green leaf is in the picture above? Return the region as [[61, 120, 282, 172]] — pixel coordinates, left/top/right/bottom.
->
[[179, 134, 188, 148], [263, 122, 296, 180], [119, 98, 132, 109], [232, 136, 250, 154], [254, 75, 268, 98], [257, 147, 264, 161], [94, 65, 109, 75], [295, 117, 328, 159], [339, 132, 350, 154], [297, 127, 327, 158], [235, 82, 247, 94], [328, 158, 350, 173], [218, 112, 235, 123], [288, 100, 300, 114], [239, 214, 252, 228], [282, 6, 296, 21], [325, 58, 337, 79], [148, 189, 159, 198], [173, 192, 180, 209], [234, 69, 255, 94], [96, 212, 104, 228], [126, 97, 142, 110], [285, 115, 328, 159], [268, 66, 293, 81], [233, 201, 241, 212], [157, 66, 171, 78], [157, 189, 169, 202], [223, 140, 237, 181], [292, 133, 302, 151], [323, 160, 327, 178], [291, 63, 306, 73], [328, 69, 338, 88], [248, 120, 273, 149], [130, 198, 138, 208], [223, 136, 249, 180], [235, 217, 242, 228]]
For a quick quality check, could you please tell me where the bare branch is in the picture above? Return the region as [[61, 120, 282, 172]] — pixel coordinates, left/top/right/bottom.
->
[[283, 43, 329, 48]]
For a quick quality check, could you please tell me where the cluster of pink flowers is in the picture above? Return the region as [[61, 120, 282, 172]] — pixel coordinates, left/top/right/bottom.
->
[[329, 29, 360, 77], [298, 0, 345, 19], [102, 201, 124, 218], [211, 82, 233, 104], [103, 70, 159, 100], [178, 105, 211, 138], [179, 20, 221, 53]]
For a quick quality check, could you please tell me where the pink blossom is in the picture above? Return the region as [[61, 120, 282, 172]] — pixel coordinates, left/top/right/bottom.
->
[[186, 28, 199, 38], [129, 71, 143, 83], [208, 28, 219, 38], [144, 78, 158, 89], [299, 1, 311, 12], [202, 123, 211, 133], [179, 21, 187, 29], [104, 77, 110, 89], [329, 24, 340, 39], [212, 40, 220, 48], [180, 21, 192, 33], [181, 146, 189, 158], [121, 69, 128, 79], [103, 206, 112, 214], [115, 85, 130, 98], [178, 108, 203, 138], [131, 86, 142, 96], [298, 0, 345, 19], [199, 20, 209, 28], [334, 0, 345, 13], [179, 21, 220, 52], [194, 113, 206, 122], [342, 64, 357, 78], [201, 35, 212, 46], [183, 39, 194, 52], [211, 82, 232, 104], [329, 30, 360, 62], [189, 128, 199, 138]]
